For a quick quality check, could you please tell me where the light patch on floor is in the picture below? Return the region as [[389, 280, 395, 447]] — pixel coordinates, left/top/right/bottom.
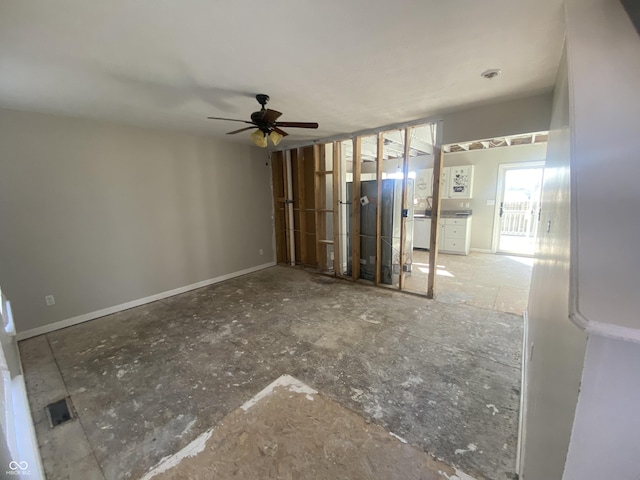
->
[[406, 251, 532, 315], [139, 429, 214, 480], [240, 374, 316, 411], [141, 374, 476, 480]]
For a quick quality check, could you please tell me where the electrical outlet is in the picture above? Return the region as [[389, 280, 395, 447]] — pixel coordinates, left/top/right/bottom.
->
[[259, 249, 264, 255], [45, 295, 55, 306]]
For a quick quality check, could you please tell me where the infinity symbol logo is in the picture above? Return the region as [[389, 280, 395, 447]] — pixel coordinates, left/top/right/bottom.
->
[[8, 461, 28, 470]]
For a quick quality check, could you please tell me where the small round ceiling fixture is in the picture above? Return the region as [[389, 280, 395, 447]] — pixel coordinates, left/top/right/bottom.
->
[[481, 68, 502, 79]]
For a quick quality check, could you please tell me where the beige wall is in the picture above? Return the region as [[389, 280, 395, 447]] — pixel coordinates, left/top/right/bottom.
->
[[441, 143, 547, 251], [0, 109, 274, 334], [520, 46, 588, 480], [562, 0, 640, 477], [442, 92, 553, 145]]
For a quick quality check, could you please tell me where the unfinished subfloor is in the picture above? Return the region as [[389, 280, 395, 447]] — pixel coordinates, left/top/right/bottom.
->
[[20, 266, 523, 480], [405, 251, 533, 315]]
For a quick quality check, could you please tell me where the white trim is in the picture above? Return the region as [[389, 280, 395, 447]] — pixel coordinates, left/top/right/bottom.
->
[[469, 248, 494, 254], [516, 307, 529, 476], [569, 311, 640, 345], [16, 262, 276, 341]]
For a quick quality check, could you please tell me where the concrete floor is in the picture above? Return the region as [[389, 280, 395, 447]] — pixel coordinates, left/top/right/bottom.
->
[[142, 375, 465, 480], [406, 251, 533, 315], [20, 266, 523, 480]]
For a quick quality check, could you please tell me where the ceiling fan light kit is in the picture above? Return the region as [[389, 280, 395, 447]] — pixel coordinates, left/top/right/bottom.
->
[[269, 130, 283, 146], [207, 94, 318, 148], [250, 129, 268, 148]]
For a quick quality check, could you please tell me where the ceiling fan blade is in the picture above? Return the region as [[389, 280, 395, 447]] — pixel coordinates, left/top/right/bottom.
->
[[207, 116, 254, 124], [263, 109, 283, 124], [275, 122, 319, 129], [227, 126, 256, 135], [272, 127, 289, 137]]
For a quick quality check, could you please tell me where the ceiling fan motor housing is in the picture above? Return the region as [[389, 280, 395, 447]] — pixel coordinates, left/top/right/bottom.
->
[[255, 94, 270, 107]]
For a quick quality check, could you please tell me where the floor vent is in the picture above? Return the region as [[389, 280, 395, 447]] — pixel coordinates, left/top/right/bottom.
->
[[46, 398, 73, 427]]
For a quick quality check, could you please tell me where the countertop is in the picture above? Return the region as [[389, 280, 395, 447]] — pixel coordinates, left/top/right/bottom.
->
[[414, 209, 472, 219]]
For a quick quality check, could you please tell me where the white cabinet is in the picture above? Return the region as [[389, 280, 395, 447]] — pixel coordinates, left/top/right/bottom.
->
[[439, 217, 472, 255], [413, 217, 431, 249], [439, 165, 474, 199]]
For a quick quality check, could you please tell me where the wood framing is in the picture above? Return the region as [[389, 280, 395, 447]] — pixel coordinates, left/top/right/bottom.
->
[[270, 151, 287, 264], [313, 144, 329, 272], [375, 133, 383, 285], [427, 146, 443, 299], [293, 148, 306, 266], [398, 127, 412, 290], [284, 150, 295, 266], [351, 137, 362, 281], [332, 141, 341, 275], [302, 147, 318, 267]]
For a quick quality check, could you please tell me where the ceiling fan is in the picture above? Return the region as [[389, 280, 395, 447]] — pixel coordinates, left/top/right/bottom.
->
[[207, 94, 319, 147]]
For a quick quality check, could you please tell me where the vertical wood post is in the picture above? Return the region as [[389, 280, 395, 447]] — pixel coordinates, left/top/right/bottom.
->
[[351, 137, 362, 280], [375, 133, 383, 285], [427, 146, 444, 298], [332, 142, 341, 275], [399, 127, 412, 290]]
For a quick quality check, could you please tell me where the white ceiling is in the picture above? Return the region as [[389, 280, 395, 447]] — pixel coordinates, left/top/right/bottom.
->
[[0, 0, 564, 145]]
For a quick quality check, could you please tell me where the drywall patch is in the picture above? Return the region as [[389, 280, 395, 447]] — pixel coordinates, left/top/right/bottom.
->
[[241, 374, 317, 411], [454, 443, 478, 455], [439, 468, 479, 480], [139, 428, 214, 480], [389, 431, 408, 444]]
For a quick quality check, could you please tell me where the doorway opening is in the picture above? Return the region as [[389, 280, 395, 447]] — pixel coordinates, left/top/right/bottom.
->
[[494, 162, 544, 256]]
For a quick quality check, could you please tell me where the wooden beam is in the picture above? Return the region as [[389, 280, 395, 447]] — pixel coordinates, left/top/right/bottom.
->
[[375, 133, 383, 285], [427, 146, 444, 299], [313, 144, 325, 271], [398, 128, 411, 290], [270, 151, 286, 264], [332, 141, 340, 275], [351, 137, 361, 281], [283, 150, 293, 265], [294, 148, 307, 266]]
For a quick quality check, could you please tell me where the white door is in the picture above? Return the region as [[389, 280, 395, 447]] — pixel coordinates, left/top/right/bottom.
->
[[494, 162, 544, 256]]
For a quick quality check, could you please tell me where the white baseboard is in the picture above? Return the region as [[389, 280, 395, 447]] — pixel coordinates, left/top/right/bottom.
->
[[516, 307, 529, 476], [470, 248, 494, 254], [16, 261, 277, 341]]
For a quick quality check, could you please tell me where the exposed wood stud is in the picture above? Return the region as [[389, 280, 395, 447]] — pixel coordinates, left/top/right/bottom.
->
[[294, 148, 307, 266], [284, 150, 294, 266], [271, 151, 287, 264], [351, 137, 362, 281], [427, 146, 444, 299], [314, 144, 327, 272], [375, 133, 383, 285], [332, 141, 341, 275], [398, 128, 411, 290]]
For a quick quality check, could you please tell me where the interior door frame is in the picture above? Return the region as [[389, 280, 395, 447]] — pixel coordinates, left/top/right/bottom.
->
[[491, 160, 545, 254]]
